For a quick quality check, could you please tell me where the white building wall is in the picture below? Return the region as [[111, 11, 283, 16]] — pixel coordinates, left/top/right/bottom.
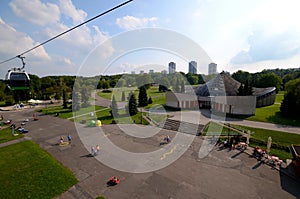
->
[[213, 96, 256, 115]]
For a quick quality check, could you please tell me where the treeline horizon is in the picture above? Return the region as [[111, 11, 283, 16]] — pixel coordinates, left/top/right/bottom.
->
[[0, 67, 300, 105]]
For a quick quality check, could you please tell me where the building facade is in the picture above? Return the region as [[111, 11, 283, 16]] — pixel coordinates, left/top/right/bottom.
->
[[166, 72, 276, 115], [188, 61, 197, 74], [208, 63, 217, 75], [169, 62, 176, 74]]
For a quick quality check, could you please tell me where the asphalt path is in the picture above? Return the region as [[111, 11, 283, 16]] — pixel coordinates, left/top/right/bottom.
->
[[1, 109, 300, 199]]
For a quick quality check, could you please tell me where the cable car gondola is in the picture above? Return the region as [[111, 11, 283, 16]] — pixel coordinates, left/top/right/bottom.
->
[[5, 56, 30, 91]]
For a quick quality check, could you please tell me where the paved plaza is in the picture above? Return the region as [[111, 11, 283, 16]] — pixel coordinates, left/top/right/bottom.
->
[[1, 108, 300, 199]]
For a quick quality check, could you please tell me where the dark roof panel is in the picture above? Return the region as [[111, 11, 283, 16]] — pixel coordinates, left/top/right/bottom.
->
[[194, 72, 276, 97]]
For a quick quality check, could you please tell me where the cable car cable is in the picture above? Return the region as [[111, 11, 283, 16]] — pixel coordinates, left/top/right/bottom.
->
[[0, 0, 134, 65]]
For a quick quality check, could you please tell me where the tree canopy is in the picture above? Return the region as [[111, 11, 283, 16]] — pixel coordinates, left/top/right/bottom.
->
[[280, 78, 300, 119]]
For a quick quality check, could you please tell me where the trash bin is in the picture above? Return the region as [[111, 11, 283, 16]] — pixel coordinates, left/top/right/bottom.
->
[[89, 120, 96, 127]]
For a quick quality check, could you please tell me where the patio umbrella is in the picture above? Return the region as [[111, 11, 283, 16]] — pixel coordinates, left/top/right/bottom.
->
[[28, 99, 36, 103], [267, 136, 272, 154], [246, 130, 251, 145]]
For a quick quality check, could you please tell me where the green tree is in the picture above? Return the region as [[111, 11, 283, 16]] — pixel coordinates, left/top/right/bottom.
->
[[111, 95, 118, 117], [128, 92, 138, 116], [237, 80, 253, 96], [159, 84, 168, 92], [174, 79, 180, 92], [159, 77, 170, 91], [256, 73, 282, 91], [62, 89, 68, 108], [81, 85, 90, 108], [72, 90, 81, 112], [232, 70, 251, 84], [148, 97, 153, 104], [181, 80, 185, 93], [186, 73, 198, 85], [280, 78, 300, 119], [138, 86, 148, 107], [136, 74, 153, 89], [117, 79, 126, 88], [121, 91, 126, 101], [197, 74, 205, 84]]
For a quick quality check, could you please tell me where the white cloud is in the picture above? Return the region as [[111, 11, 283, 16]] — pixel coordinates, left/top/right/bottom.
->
[[9, 0, 60, 26], [116, 16, 158, 30], [92, 26, 109, 44], [58, 0, 87, 24], [229, 0, 300, 65], [43, 23, 93, 48], [229, 53, 300, 74], [0, 17, 50, 60], [62, 57, 72, 65]]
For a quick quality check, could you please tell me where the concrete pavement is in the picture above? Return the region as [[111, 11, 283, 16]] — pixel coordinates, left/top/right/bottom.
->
[[1, 109, 300, 199]]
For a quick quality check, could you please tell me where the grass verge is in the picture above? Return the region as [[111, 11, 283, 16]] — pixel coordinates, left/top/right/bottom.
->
[[0, 126, 24, 144], [38, 105, 106, 119], [233, 93, 300, 127], [0, 140, 77, 199]]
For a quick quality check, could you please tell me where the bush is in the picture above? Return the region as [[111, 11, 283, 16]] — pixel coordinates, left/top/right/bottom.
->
[[102, 89, 112, 93], [111, 119, 118, 124], [4, 96, 14, 106]]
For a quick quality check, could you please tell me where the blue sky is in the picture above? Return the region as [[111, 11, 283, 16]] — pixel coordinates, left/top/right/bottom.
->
[[1, 0, 300, 78]]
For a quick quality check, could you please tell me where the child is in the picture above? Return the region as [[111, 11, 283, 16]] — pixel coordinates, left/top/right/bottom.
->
[[67, 134, 72, 143]]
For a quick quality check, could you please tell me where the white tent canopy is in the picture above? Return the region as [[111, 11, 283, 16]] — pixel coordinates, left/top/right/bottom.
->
[[28, 99, 43, 104]]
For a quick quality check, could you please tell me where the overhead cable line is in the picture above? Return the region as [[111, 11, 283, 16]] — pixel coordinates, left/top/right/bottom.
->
[[0, 0, 134, 65]]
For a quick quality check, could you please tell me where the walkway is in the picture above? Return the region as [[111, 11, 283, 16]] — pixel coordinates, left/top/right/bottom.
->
[[1, 109, 299, 198], [169, 109, 300, 135], [67, 107, 109, 120], [0, 137, 27, 148]]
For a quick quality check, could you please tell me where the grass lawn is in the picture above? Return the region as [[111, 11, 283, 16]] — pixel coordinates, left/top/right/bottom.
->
[[98, 87, 136, 101], [94, 109, 149, 125], [0, 126, 24, 144], [73, 108, 149, 125], [97, 86, 166, 107], [38, 105, 106, 119], [237, 93, 300, 127], [233, 125, 300, 148], [275, 91, 285, 103], [146, 112, 168, 124], [202, 122, 242, 136], [0, 140, 77, 199]]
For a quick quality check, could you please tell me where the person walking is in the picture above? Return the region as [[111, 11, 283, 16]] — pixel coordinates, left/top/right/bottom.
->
[[67, 134, 72, 144]]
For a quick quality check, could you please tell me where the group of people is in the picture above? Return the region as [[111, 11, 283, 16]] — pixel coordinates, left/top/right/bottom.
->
[[253, 146, 283, 167], [91, 145, 100, 156], [59, 134, 72, 145]]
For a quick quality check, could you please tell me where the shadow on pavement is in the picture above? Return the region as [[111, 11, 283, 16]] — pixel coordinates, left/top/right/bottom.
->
[[279, 165, 300, 198], [231, 150, 243, 159], [80, 153, 94, 158], [252, 161, 263, 169]]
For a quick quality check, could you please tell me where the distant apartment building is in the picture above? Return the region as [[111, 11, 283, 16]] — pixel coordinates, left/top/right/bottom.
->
[[131, 71, 135, 74], [168, 62, 176, 74], [208, 63, 217, 75], [188, 61, 197, 74], [140, 70, 144, 74], [149, 69, 154, 74], [161, 70, 167, 74]]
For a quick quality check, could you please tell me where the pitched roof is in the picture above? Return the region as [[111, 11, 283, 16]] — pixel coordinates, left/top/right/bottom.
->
[[194, 71, 275, 97]]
